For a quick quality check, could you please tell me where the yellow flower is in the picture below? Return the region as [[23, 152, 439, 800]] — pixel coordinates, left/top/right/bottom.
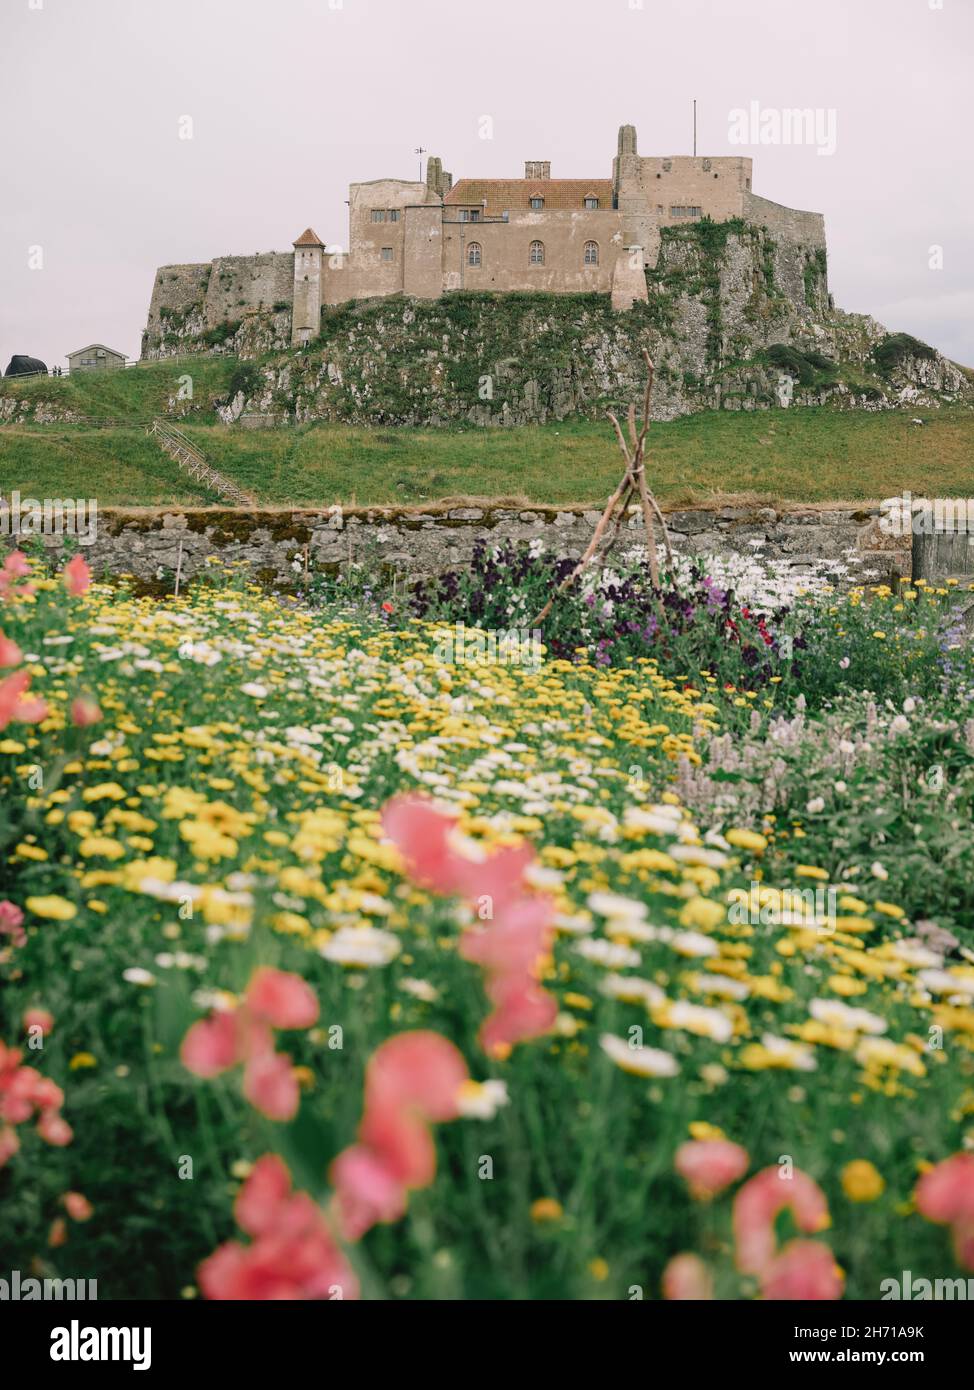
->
[[688, 1121, 726, 1141], [15, 844, 48, 861], [69, 1052, 98, 1070], [726, 828, 767, 854], [841, 1160, 885, 1202], [530, 1198, 564, 1224], [679, 897, 725, 932], [588, 1258, 610, 1282], [26, 895, 77, 921], [873, 901, 905, 919], [795, 865, 829, 880]]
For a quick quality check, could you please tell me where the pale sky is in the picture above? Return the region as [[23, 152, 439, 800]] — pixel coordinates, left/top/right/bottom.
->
[[1, 0, 972, 371]]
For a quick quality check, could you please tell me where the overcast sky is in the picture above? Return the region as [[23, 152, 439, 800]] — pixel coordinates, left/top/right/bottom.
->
[[1, 0, 971, 371]]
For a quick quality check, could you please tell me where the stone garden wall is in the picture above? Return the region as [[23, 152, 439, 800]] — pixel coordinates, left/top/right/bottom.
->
[[9, 503, 912, 592]]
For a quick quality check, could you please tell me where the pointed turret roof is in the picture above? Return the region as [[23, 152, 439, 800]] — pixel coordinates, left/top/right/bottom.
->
[[293, 228, 325, 247]]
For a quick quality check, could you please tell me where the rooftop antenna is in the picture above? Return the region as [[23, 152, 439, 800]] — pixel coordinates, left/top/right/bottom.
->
[[415, 146, 427, 181], [693, 99, 697, 157]]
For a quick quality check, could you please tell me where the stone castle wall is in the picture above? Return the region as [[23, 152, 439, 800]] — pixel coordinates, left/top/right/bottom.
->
[[143, 254, 293, 356], [742, 192, 826, 250]]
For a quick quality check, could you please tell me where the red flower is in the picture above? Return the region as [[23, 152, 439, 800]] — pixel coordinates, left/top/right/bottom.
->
[[199, 1155, 359, 1301], [63, 554, 91, 596], [330, 1032, 468, 1241], [181, 967, 318, 1121], [382, 794, 557, 1053]]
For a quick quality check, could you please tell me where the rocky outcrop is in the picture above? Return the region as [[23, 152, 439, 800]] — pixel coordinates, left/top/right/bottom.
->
[[205, 220, 969, 426]]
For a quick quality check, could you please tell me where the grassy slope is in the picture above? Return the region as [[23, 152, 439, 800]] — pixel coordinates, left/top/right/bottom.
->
[[0, 358, 236, 421], [2, 406, 973, 509]]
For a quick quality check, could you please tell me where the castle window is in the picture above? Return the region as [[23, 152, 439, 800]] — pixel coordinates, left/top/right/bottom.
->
[[467, 242, 482, 267], [502, 211, 510, 222], [530, 196, 544, 210], [529, 240, 545, 265], [389, 209, 400, 222], [584, 196, 599, 210], [371, 210, 386, 223], [584, 241, 599, 266], [381, 247, 394, 262], [470, 209, 481, 222]]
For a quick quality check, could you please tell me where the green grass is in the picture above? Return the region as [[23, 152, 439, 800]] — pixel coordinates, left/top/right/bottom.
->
[[0, 357, 237, 423], [2, 405, 973, 509]]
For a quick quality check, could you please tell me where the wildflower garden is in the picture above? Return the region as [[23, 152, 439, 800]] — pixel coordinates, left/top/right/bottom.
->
[[2, 532, 974, 1302]]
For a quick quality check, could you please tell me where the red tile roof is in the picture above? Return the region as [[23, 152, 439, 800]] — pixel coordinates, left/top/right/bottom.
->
[[293, 227, 325, 247], [445, 180, 614, 215]]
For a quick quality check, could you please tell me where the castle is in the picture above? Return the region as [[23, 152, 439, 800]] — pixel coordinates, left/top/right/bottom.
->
[[142, 124, 827, 356]]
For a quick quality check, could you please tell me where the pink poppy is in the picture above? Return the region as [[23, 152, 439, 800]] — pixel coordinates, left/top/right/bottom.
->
[[63, 554, 91, 596], [63, 1191, 94, 1222], [245, 966, 319, 1030], [242, 1050, 299, 1123], [915, 1154, 974, 1271], [662, 1252, 713, 1300], [330, 1032, 469, 1242], [915, 1153, 974, 1226], [36, 1111, 74, 1147], [0, 551, 32, 598], [0, 631, 22, 668], [760, 1240, 843, 1300], [330, 1144, 409, 1241], [180, 1009, 240, 1078], [675, 1139, 750, 1200], [23, 1008, 54, 1036], [733, 1167, 831, 1276], [181, 967, 317, 1121], [382, 793, 558, 1053], [0, 900, 26, 948], [71, 697, 102, 727], [200, 1155, 359, 1301], [234, 1154, 292, 1238], [0, 1127, 20, 1168], [0, 670, 48, 729]]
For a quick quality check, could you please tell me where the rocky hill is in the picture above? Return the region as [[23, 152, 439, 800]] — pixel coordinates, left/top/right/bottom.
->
[[192, 219, 970, 427]]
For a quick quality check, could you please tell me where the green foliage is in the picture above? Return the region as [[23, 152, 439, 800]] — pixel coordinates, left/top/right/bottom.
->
[[227, 362, 263, 402], [873, 333, 937, 373], [201, 319, 242, 347], [760, 343, 838, 388]]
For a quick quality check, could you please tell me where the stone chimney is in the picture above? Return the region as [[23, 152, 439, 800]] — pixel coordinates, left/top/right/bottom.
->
[[524, 161, 551, 180], [426, 156, 453, 197]]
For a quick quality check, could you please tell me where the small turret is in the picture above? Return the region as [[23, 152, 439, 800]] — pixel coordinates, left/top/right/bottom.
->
[[291, 228, 325, 347]]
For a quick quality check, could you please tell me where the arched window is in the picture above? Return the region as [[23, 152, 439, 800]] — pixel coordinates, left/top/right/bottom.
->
[[584, 241, 599, 266], [584, 195, 599, 210], [467, 242, 482, 267], [529, 240, 545, 265]]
